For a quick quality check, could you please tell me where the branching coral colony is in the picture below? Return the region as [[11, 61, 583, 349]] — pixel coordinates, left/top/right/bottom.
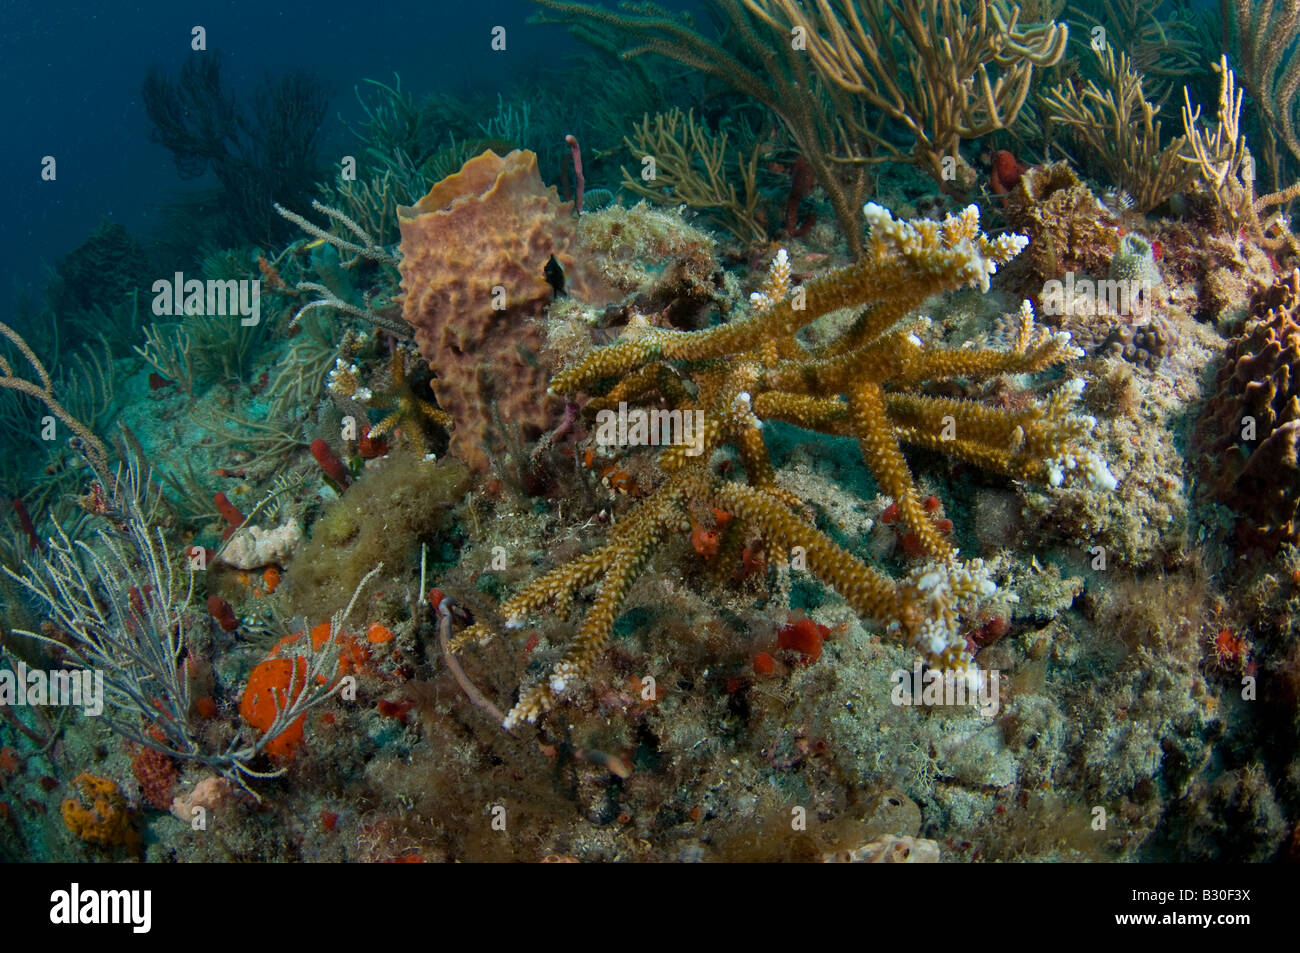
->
[[459, 204, 1114, 729]]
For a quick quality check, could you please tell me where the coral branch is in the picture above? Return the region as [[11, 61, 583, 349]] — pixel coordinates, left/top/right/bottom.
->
[[474, 203, 1112, 728]]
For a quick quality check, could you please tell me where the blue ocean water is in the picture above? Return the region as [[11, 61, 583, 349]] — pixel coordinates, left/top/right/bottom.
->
[[1, 0, 589, 313]]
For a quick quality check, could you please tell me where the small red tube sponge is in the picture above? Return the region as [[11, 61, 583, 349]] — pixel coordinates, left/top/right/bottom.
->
[[358, 426, 388, 460], [310, 439, 351, 487], [213, 492, 245, 528], [207, 595, 238, 632], [990, 149, 1028, 195]]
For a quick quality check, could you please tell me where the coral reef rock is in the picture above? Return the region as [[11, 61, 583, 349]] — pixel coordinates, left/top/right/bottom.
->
[[1100, 321, 1170, 368], [1004, 162, 1120, 286]]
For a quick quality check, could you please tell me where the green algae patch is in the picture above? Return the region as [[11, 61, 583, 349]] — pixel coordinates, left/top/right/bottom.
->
[[283, 452, 470, 621]]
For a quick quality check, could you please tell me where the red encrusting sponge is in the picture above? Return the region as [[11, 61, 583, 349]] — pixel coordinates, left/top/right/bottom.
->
[[206, 595, 239, 632], [777, 617, 830, 663]]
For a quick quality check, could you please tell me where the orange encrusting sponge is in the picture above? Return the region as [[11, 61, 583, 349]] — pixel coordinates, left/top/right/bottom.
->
[[239, 620, 374, 759]]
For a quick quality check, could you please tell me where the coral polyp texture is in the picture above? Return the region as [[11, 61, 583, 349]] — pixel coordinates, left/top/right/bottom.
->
[[463, 204, 1113, 729]]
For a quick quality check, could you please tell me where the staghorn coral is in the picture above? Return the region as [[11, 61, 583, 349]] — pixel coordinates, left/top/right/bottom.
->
[[330, 345, 453, 456], [397, 149, 612, 473], [458, 204, 1113, 729], [1197, 268, 1300, 552]]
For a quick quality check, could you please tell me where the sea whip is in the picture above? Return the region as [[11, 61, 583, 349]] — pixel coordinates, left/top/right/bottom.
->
[[12, 497, 41, 551]]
